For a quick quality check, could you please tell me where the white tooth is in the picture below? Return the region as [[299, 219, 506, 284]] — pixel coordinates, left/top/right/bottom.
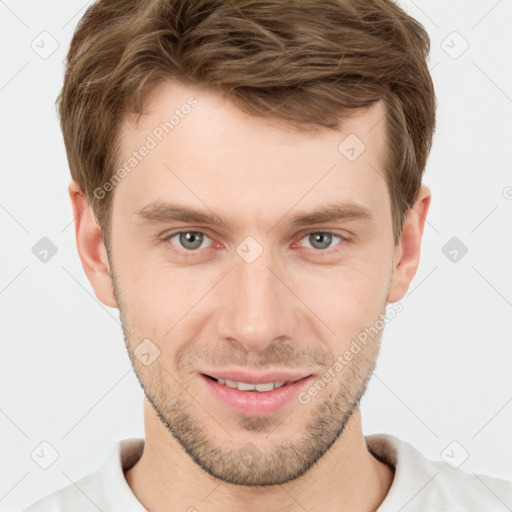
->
[[255, 382, 274, 392], [218, 379, 287, 391], [237, 381, 256, 391]]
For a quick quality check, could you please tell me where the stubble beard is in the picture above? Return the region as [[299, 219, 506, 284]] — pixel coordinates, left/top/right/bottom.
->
[[110, 259, 386, 486]]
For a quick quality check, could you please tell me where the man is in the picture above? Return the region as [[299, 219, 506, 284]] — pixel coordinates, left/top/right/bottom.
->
[[24, 0, 511, 510]]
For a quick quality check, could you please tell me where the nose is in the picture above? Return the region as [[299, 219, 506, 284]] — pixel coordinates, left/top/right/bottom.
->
[[215, 242, 300, 353]]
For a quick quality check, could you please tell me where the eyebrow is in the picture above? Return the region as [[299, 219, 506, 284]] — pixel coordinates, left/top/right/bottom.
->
[[134, 200, 373, 230]]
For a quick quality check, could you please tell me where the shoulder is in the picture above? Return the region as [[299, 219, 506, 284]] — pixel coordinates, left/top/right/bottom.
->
[[366, 434, 512, 511], [22, 438, 145, 512], [22, 472, 101, 512]]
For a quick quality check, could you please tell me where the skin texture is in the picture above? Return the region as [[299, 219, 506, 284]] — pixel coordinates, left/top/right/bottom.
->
[[69, 79, 431, 512]]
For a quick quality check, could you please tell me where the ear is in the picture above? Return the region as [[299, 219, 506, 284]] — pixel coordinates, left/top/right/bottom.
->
[[388, 184, 431, 303], [68, 181, 117, 308]]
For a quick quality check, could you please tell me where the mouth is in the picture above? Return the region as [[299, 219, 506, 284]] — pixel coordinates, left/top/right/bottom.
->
[[199, 371, 314, 417], [203, 374, 299, 392]]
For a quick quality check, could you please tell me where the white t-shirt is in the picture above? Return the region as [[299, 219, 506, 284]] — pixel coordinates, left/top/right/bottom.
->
[[23, 434, 512, 511]]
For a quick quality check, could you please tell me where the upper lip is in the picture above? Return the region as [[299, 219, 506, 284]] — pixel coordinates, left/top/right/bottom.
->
[[201, 370, 312, 385]]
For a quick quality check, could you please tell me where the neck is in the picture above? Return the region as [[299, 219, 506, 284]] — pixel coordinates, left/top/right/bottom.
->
[[125, 399, 394, 512]]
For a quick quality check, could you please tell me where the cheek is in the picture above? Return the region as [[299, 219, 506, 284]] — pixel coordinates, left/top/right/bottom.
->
[[293, 259, 391, 337], [116, 259, 219, 336]]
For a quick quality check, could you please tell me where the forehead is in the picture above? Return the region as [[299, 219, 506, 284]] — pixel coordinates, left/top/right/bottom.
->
[[113, 79, 390, 226]]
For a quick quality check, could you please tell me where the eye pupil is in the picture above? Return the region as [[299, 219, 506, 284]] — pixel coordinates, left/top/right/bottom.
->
[[309, 232, 332, 250], [180, 231, 203, 250]]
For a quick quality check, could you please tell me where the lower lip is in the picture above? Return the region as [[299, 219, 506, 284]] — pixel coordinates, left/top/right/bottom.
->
[[199, 374, 314, 417]]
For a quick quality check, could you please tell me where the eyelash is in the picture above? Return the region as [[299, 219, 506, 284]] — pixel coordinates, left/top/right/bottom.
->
[[161, 229, 350, 257]]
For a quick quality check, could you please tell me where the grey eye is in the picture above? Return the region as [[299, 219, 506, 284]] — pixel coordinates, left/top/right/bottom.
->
[[169, 231, 211, 251], [301, 232, 341, 250]]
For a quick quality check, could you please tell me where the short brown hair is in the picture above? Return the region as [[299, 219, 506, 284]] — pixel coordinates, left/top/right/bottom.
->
[[57, 0, 436, 247]]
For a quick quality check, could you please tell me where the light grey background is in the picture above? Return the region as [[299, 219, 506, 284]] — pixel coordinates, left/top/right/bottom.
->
[[1, 1, 511, 510]]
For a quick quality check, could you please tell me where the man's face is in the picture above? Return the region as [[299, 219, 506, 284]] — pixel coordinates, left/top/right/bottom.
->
[[107, 80, 400, 485]]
